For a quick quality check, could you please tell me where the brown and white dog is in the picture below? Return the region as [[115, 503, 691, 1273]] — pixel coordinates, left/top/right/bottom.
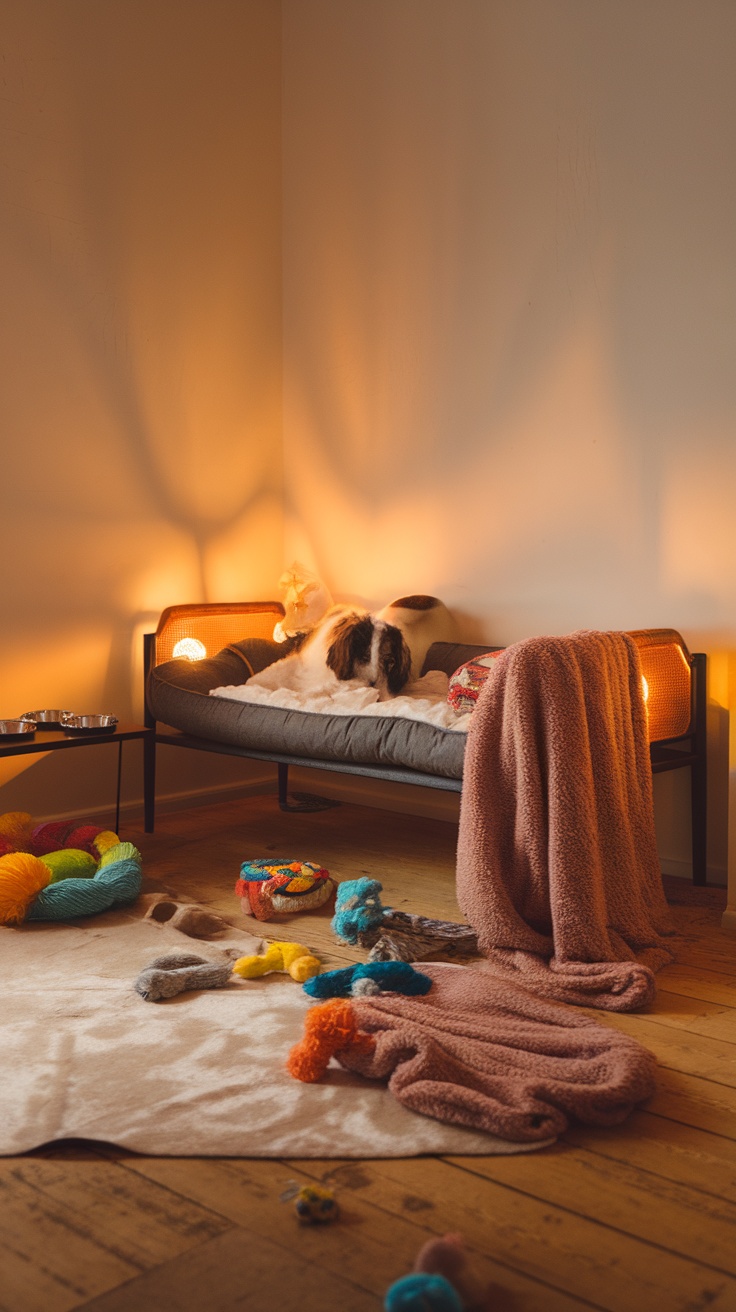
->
[[252, 595, 454, 700], [294, 605, 412, 698]]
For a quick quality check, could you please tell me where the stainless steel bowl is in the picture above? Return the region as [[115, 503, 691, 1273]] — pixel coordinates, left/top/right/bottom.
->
[[61, 714, 118, 734], [0, 719, 37, 737], [21, 709, 73, 728]]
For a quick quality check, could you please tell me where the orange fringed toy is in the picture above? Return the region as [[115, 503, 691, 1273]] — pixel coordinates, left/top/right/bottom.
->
[[286, 998, 375, 1083]]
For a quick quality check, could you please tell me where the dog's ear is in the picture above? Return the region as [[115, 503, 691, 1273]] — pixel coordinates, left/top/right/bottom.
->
[[326, 615, 373, 681], [380, 625, 412, 695]]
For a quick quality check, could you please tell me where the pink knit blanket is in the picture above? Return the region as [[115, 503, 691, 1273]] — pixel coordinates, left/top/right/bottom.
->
[[456, 630, 678, 1011], [341, 963, 657, 1142]]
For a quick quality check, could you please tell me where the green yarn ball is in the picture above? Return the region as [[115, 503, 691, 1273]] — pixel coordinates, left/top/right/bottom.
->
[[39, 848, 97, 883]]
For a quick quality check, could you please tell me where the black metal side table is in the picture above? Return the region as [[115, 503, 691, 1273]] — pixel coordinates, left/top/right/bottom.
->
[[0, 723, 154, 834]]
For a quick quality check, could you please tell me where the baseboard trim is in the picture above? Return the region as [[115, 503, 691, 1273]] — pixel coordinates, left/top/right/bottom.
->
[[721, 906, 736, 935], [32, 772, 275, 827], [659, 856, 727, 887]]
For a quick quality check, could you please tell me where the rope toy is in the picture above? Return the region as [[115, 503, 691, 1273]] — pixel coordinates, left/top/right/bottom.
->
[[286, 998, 375, 1083], [0, 812, 142, 925], [303, 960, 432, 999], [236, 858, 336, 921], [232, 940, 321, 983], [134, 952, 233, 1001]]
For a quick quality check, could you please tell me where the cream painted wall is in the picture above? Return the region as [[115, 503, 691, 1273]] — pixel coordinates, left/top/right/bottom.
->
[[282, 0, 736, 888], [0, 0, 283, 818]]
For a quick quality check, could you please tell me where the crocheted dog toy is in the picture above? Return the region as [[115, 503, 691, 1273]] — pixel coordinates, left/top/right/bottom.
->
[[232, 940, 321, 983], [302, 960, 432, 999], [236, 859, 336, 921], [134, 952, 233, 1001], [287, 998, 375, 1083], [332, 878, 478, 964]]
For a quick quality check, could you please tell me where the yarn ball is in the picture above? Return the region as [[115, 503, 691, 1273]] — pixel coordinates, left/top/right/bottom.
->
[[64, 824, 107, 854], [0, 852, 51, 925], [0, 838, 14, 859], [384, 1274, 463, 1312], [29, 821, 75, 856], [0, 811, 35, 852], [26, 847, 142, 921], [38, 848, 98, 883], [91, 830, 121, 856], [331, 877, 387, 944]]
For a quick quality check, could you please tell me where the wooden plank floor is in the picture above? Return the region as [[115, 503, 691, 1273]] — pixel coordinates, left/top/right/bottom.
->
[[1, 791, 735, 1312]]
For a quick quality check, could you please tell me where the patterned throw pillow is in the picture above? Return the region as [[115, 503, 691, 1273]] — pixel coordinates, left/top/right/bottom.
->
[[447, 651, 503, 714]]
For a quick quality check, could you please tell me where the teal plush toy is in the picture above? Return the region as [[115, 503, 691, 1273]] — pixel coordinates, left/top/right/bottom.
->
[[331, 877, 387, 943], [385, 1274, 463, 1311], [303, 960, 432, 999]]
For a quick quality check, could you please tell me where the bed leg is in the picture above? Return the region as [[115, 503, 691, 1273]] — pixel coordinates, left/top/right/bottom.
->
[[690, 652, 708, 885], [278, 763, 289, 809], [277, 761, 340, 813]]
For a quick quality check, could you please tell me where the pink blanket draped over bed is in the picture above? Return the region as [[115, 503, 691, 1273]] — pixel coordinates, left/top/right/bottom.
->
[[455, 630, 678, 1011]]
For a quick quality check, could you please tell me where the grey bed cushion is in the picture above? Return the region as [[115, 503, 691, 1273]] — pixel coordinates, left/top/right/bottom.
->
[[146, 638, 481, 780]]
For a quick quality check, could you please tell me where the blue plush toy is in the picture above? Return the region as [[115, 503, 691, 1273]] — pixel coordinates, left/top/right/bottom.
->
[[331, 877, 388, 943], [303, 959, 432, 999]]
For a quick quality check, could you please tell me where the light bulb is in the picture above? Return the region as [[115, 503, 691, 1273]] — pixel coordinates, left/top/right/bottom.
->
[[173, 637, 207, 661]]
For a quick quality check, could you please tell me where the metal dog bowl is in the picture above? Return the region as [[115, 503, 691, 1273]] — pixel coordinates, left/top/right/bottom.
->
[[61, 714, 118, 734], [0, 719, 37, 737], [21, 709, 74, 729]]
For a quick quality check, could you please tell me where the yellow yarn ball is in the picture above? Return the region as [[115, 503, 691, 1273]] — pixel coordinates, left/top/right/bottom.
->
[[98, 840, 141, 868], [0, 852, 50, 925], [39, 848, 97, 883], [0, 811, 35, 852], [93, 830, 120, 857]]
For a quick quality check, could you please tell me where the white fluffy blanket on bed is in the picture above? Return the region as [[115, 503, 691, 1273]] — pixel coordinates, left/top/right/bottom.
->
[[209, 662, 470, 732]]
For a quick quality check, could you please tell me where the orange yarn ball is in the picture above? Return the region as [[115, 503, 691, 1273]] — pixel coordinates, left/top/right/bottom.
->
[[0, 811, 35, 853], [0, 852, 51, 926]]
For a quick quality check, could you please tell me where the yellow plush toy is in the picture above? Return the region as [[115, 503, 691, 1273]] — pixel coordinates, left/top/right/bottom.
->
[[232, 940, 321, 983]]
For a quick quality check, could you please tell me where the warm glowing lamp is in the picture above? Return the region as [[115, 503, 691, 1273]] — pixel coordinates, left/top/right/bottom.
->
[[172, 637, 207, 661]]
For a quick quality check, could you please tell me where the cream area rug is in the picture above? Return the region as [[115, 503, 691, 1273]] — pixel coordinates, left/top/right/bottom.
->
[[0, 905, 549, 1157]]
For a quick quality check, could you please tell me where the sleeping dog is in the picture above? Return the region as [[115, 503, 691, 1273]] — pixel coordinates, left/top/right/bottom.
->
[[251, 596, 451, 700], [295, 606, 412, 698]]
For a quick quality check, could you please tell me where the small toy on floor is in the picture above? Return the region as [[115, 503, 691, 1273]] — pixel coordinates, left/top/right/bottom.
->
[[385, 1233, 492, 1311], [287, 998, 375, 1083], [236, 858, 335, 921], [232, 940, 321, 983], [332, 878, 478, 963], [280, 1181, 340, 1225], [302, 959, 432, 999], [134, 952, 234, 1001]]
